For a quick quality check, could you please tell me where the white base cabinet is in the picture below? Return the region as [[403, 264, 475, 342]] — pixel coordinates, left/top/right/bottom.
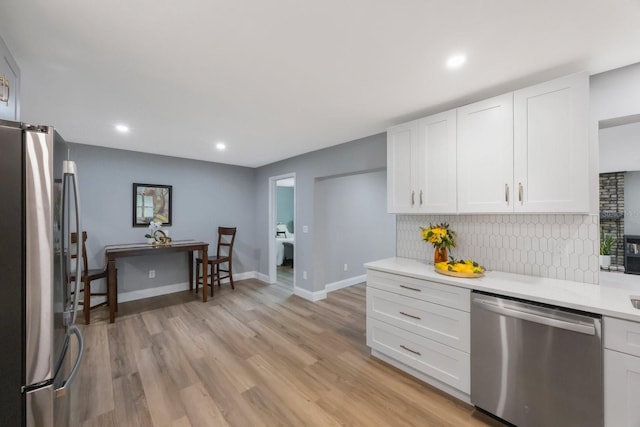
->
[[604, 316, 640, 426], [366, 269, 470, 398], [605, 349, 640, 427]]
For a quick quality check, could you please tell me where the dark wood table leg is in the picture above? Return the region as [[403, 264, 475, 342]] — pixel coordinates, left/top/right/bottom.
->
[[202, 245, 208, 302], [188, 250, 194, 292], [108, 257, 117, 323]]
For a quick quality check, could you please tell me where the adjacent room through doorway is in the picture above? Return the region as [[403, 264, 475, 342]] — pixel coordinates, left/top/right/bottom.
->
[[273, 176, 295, 287]]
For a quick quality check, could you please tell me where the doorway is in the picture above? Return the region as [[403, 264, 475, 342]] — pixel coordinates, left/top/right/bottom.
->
[[269, 173, 295, 288]]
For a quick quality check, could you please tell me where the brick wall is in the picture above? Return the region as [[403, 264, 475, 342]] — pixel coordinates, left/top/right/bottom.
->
[[599, 172, 625, 267]]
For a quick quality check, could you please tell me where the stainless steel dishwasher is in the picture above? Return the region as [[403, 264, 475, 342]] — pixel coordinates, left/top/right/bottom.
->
[[471, 291, 603, 427]]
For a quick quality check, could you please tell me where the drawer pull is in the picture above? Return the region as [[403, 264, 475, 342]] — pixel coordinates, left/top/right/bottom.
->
[[399, 284, 421, 292], [399, 311, 421, 320], [400, 344, 421, 356]]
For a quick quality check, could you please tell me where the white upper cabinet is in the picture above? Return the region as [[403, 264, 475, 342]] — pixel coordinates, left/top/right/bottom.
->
[[0, 36, 20, 121], [417, 110, 457, 213], [387, 120, 418, 213], [513, 73, 589, 213], [387, 73, 589, 214], [457, 93, 514, 213], [387, 110, 457, 214]]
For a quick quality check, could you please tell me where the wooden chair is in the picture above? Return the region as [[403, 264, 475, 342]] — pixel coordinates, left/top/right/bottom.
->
[[71, 232, 115, 324], [195, 227, 237, 297]]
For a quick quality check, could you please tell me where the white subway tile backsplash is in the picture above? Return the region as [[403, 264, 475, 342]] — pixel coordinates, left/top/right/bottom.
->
[[396, 214, 599, 285]]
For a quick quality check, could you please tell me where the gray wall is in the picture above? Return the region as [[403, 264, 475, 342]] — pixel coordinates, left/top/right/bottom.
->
[[276, 186, 294, 232], [316, 170, 395, 285], [255, 133, 388, 293], [70, 143, 257, 295], [625, 171, 640, 236]]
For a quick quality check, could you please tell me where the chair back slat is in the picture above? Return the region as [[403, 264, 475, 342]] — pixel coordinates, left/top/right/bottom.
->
[[217, 227, 237, 258], [70, 231, 89, 273]]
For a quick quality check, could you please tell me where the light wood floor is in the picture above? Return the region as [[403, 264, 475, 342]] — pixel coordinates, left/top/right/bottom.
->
[[72, 280, 504, 427], [276, 265, 294, 287]]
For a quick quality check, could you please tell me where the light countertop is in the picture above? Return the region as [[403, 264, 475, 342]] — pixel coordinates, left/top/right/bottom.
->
[[365, 257, 640, 322]]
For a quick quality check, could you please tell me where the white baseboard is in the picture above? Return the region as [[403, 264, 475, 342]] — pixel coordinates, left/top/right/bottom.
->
[[255, 272, 270, 283], [118, 282, 190, 303], [118, 271, 258, 303], [325, 274, 366, 293], [293, 286, 327, 302]]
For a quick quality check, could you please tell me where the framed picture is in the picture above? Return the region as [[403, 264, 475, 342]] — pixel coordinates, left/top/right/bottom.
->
[[133, 183, 172, 227]]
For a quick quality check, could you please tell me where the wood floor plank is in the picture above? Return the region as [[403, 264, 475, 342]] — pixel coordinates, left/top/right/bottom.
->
[[135, 346, 188, 426], [179, 383, 229, 427], [245, 354, 342, 427], [74, 280, 503, 427], [187, 356, 268, 427], [112, 373, 154, 427], [74, 323, 115, 423]]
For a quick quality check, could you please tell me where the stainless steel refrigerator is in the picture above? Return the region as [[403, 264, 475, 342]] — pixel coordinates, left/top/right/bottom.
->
[[0, 119, 84, 426]]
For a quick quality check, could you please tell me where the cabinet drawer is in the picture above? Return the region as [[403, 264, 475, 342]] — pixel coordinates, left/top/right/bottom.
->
[[367, 317, 470, 393], [367, 270, 470, 311], [367, 287, 470, 352], [604, 317, 640, 357]]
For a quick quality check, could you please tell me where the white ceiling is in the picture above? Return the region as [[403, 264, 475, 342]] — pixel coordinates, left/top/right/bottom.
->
[[1, 0, 640, 168]]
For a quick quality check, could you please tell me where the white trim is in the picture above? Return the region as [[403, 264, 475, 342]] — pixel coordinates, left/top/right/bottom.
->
[[255, 272, 270, 283], [118, 271, 258, 303], [293, 286, 327, 301], [325, 274, 366, 293], [118, 282, 191, 303]]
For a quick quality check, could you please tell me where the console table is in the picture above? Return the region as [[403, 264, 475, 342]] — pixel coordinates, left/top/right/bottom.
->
[[105, 240, 209, 323]]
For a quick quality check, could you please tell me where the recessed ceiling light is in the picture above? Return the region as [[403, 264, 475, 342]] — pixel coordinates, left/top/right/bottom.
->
[[216, 142, 227, 151], [446, 54, 466, 69], [115, 124, 129, 133]]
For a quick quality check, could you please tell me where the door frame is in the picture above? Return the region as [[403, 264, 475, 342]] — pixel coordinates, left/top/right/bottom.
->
[[268, 173, 296, 286]]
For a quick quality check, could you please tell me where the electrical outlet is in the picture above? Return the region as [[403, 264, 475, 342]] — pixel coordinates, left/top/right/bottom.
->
[[149, 270, 156, 279], [343, 263, 348, 271], [303, 271, 308, 280], [302, 225, 309, 233]]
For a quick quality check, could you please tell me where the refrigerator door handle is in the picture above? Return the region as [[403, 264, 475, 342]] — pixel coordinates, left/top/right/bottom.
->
[[63, 160, 82, 325], [54, 325, 83, 398]]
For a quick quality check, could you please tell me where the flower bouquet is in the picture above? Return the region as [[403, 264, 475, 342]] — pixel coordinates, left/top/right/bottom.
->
[[420, 222, 456, 263]]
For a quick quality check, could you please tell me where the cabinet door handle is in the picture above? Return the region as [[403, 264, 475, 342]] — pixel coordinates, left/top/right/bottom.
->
[[518, 182, 523, 204], [399, 284, 421, 292], [399, 311, 421, 320], [400, 344, 422, 356], [505, 183, 509, 205], [419, 190, 423, 206], [0, 76, 9, 105], [411, 191, 415, 206]]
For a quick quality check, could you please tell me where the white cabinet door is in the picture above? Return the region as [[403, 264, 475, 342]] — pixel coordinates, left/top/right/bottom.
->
[[457, 93, 514, 213], [605, 349, 640, 427], [387, 121, 418, 213], [513, 73, 588, 213], [0, 36, 20, 121], [416, 110, 457, 213]]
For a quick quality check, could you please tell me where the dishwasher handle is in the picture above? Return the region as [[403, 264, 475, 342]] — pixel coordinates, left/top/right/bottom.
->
[[472, 297, 596, 336]]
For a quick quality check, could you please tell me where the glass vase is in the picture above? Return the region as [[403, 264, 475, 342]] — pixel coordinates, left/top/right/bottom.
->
[[434, 247, 448, 264]]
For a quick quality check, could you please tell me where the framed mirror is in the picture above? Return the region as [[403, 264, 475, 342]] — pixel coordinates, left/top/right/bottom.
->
[[133, 183, 172, 227]]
